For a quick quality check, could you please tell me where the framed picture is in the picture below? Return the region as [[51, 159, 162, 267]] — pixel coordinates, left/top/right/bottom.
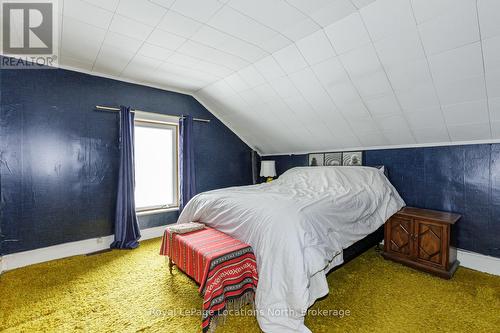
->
[[308, 153, 324, 166], [343, 151, 362, 166], [324, 152, 342, 166]]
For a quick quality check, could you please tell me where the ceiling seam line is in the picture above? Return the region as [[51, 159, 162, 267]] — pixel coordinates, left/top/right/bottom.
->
[[320, 22, 392, 145], [357, 3, 418, 144], [408, 0, 453, 142], [117, 0, 176, 77], [294, 31, 365, 147], [268, 52, 343, 143], [475, 0, 493, 137], [90, 0, 120, 72]]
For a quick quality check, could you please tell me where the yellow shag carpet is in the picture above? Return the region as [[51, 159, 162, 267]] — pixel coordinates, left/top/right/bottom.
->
[[1, 238, 499, 333]]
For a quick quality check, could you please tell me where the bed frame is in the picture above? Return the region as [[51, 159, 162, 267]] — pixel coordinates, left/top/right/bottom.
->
[[333, 225, 384, 270]]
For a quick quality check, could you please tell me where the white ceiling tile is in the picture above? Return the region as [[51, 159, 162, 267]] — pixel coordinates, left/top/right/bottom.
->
[[489, 97, 500, 121], [483, 35, 500, 96], [338, 101, 371, 118], [382, 129, 416, 145], [374, 28, 425, 68], [434, 76, 487, 105], [339, 44, 381, 79], [238, 65, 266, 87], [312, 56, 349, 87], [351, 0, 376, 9], [191, 26, 267, 62], [410, 0, 455, 24], [325, 13, 371, 55], [224, 73, 251, 92], [428, 42, 484, 83], [167, 53, 231, 78], [137, 43, 173, 61], [171, 0, 223, 22], [487, 75, 500, 99], [239, 88, 264, 106], [357, 131, 389, 146], [59, 54, 94, 71], [208, 6, 288, 52], [360, 0, 416, 41], [282, 18, 321, 41], [272, 43, 308, 74], [116, 0, 167, 26], [442, 99, 490, 125], [83, 0, 120, 12], [346, 117, 378, 133], [61, 18, 106, 63], [447, 122, 491, 141], [289, 68, 335, 114], [93, 45, 135, 76], [259, 35, 292, 54], [374, 114, 410, 132], [364, 93, 402, 116], [310, 0, 357, 27], [102, 31, 143, 54], [386, 58, 432, 91], [477, 0, 500, 39], [158, 62, 216, 85], [269, 76, 301, 99], [326, 80, 361, 106], [178, 40, 248, 71], [396, 83, 440, 110], [404, 106, 446, 128], [228, 0, 318, 40], [253, 84, 280, 103], [157, 11, 203, 38], [122, 55, 162, 79], [417, 0, 479, 55], [109, 14, 154, 40], [254, 56, 286, 81], [413, 127, 450, 143], [491, 121, 500, 139], [149, 0, 176, 9], [296, 29, 335, 65], [352, 70, 393, 99], [147, 29, 186, 50], [63, 0, 113, 30]]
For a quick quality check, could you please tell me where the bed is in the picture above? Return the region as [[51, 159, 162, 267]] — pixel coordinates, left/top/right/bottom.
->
[[177, 166, 405, 332]]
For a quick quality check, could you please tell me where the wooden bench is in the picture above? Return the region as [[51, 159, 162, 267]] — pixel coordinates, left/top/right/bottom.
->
[[159, 226, 258, 332]]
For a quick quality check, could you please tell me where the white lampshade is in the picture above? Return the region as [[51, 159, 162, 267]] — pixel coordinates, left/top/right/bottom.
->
[[260, 160, 276, 177]]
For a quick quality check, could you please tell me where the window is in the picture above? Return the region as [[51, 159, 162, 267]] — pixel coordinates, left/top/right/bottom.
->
[[134, 119, 178, 212]]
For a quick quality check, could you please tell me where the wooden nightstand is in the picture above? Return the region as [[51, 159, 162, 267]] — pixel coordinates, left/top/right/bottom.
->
[[382, 207, 461, 279]]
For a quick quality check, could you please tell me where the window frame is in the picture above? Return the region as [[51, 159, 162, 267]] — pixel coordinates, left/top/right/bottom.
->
[[134, 118, 179, 213]]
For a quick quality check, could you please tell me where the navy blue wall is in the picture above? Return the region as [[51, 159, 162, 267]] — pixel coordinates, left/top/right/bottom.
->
[[0, 64, 252, 255], [263, 145, 500, 258]]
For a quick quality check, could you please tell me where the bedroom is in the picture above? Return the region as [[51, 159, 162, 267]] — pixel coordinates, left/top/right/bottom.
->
[[0, 0, 499, 332]]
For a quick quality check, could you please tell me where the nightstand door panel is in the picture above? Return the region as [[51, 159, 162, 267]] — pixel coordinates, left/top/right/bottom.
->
[[415, 219, 445, 267], [386, 217, 413, 257]]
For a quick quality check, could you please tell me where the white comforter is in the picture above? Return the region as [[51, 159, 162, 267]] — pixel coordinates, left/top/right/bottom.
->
[[177, 166, 405, 332]]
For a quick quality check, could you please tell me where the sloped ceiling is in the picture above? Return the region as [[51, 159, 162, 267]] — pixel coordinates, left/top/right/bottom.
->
[[32, 1, 500, 154]]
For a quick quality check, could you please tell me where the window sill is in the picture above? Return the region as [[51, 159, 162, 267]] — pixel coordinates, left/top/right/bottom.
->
[[136, 207, 179, 216]]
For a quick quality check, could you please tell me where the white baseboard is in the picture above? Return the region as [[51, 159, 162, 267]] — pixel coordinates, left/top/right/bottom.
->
[[457, 249, 500, 276], [2, 231, 499, 276], [0, 225, 167, 273]]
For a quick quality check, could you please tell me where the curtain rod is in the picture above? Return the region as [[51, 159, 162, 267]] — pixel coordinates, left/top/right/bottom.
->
[[95, 105, 211, 123]]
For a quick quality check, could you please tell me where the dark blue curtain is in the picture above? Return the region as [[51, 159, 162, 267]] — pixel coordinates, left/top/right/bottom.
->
[[111, 106, 141, 249], [179, 115, 196, 211]]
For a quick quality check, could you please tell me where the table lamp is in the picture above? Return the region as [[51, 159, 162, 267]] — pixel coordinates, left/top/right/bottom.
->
[[260, 160, 276, 182]]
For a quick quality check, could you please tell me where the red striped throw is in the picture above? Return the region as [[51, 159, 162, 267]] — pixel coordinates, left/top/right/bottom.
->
[[160, 227, 258, 332]]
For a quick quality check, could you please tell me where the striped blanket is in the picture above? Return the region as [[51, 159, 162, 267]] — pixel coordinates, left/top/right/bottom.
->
[[159, 227, 259, 332]]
